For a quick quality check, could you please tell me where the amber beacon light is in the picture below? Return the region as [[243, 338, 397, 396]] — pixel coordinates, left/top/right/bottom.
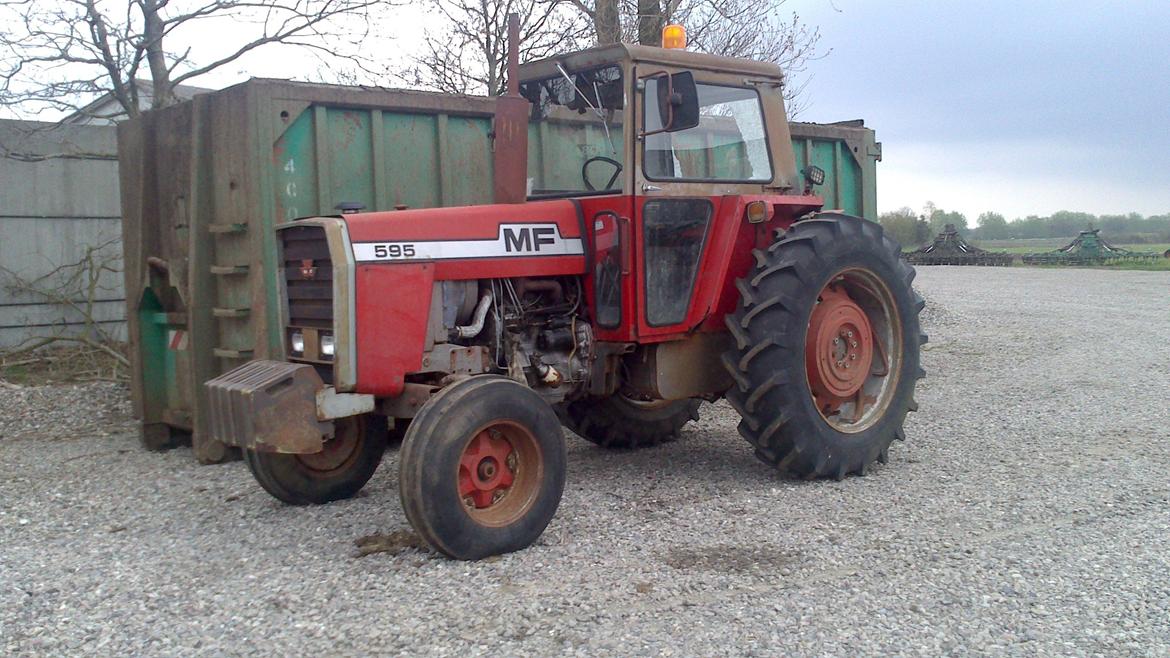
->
[[662, 24, 687, 49]]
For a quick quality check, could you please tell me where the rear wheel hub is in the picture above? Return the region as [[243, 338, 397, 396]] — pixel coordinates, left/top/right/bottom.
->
[[807, 284, 875, 402]]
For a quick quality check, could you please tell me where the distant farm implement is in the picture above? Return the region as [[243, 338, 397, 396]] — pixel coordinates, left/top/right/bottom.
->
[[1021, 228, 1167, 266], [904, 224, 1012, 266]]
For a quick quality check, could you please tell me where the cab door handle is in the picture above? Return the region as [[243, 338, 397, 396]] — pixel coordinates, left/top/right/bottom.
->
[[617, 215, 633, 276]]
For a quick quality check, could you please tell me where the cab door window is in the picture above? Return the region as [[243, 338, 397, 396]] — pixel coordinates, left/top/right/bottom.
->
[[643, 82, 772, 182], [642, 199, 712, 326]]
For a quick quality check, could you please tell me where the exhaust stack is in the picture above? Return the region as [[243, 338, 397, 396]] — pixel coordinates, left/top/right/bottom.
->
[[492, 13, 530, 204]]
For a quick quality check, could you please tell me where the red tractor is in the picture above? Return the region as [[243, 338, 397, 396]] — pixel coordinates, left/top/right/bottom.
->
[[206, 27, 924, 560]]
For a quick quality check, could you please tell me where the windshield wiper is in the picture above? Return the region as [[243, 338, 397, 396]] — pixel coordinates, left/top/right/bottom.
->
[[555, 63, 617, 156]]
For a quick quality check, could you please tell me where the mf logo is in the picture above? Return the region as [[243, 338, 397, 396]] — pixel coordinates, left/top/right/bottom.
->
[[352, 222, 582, 262], [503, 226, 557, 253]]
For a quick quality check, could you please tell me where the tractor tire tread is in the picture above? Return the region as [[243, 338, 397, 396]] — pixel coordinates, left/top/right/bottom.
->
[[560, 396, 702, 449], [244, 415, 388, 506], [721, 212, 925, 480], [399, 375, 566, 560]]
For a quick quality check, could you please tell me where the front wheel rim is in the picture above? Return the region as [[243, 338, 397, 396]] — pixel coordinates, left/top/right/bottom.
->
[[457, 421, 543, 527], [296, 416, 363, 473], [805, 268, 903, 433]]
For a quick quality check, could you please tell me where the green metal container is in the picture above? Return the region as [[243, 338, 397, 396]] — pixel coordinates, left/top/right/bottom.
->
[[118, 79, 881, 462], [118, 80, 504, 461], [789, 119, 882, 220]]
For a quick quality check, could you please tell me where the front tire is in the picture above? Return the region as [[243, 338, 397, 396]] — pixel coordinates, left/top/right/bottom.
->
[[244, 414, 388, 505], [399, 376, 566, 560], [723, 214, 926, 479]]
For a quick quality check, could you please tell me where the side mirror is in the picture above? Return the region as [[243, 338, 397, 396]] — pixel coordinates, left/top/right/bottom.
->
[[642, 71, 700, 137], [660, 71, 699, 133]]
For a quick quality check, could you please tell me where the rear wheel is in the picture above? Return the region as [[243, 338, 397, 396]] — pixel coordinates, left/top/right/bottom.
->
[[723, 213, 926, 479], [244, 414, 388, 505], [559, 394, 701, 449], [399, 376, 566, 560]]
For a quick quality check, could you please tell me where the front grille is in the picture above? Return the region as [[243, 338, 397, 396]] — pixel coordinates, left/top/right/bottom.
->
[[280, 224, 334, 384]]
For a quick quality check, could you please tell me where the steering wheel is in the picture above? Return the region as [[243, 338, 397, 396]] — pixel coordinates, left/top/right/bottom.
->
[[582, 156, 623, 192]]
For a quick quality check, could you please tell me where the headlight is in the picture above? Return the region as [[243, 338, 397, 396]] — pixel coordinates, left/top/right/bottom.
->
[[320, 333, 335, 358], [290, 331, 305, 354]]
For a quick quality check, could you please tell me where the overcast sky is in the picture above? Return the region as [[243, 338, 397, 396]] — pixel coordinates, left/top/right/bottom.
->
[[791, 0, 1170, 221], [197, 0, 1170, 221], [8, 1, 1165, 223]]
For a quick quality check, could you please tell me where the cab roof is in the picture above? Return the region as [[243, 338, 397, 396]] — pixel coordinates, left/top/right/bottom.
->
[[518, 43, 785, 82]]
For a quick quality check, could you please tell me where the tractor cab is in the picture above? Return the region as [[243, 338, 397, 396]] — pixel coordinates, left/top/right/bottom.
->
[[517, 43, 802, 200], [513, 44, 821, 354]]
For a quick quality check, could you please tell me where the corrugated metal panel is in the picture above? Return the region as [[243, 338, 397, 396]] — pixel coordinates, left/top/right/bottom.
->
[[0, 120, 126, 347]]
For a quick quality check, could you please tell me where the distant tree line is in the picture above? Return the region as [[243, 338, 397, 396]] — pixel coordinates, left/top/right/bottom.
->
[[879, 203, 1170, 248]]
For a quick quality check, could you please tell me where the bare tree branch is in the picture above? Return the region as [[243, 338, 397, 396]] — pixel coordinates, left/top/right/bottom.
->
[[0, 0, 396, 121], [401, 0, 589, 97], [563, 0, 824, 112], [0, 236, 130, 380]]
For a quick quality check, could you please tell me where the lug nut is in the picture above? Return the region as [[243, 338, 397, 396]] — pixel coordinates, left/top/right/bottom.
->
[[492, 490, 505, 504], [506, 453, 518, 472], [851, 341, 858, 348], [847, 331, 854, 338], [850, 353, 857, 360], [833, 338, 840, 346], [463, 496, 475, 508]]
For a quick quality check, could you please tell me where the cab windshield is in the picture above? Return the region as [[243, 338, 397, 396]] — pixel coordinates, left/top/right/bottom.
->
[[520, 65, 625, 197]]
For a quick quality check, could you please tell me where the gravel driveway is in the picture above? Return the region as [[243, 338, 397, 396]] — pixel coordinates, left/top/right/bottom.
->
[[2, 267, 1168, 656]]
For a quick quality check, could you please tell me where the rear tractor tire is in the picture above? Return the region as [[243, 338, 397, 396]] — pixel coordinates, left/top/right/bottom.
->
[[559, 395, 701, 449], [244, 414, 388, 505], [399, 376, 567, 560], [723, 213, 926, 480]]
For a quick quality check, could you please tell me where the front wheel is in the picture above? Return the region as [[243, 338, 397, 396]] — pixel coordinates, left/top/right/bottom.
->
[[399, 376, 566, 560], [244, 414, 388, 505], [723, 213, 926, 479]]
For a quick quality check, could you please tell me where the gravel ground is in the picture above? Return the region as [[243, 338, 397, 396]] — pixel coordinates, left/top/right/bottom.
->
[[2, 267, 1169, 656]]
